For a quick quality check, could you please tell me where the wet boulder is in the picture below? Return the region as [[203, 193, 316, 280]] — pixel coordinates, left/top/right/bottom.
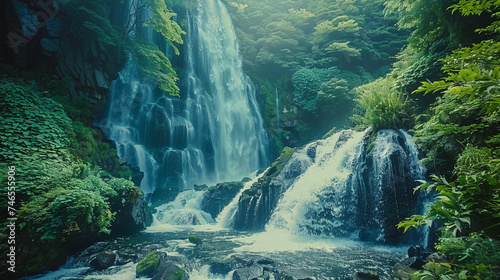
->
[[153, 262, 187, 280], [232, 265, 269, 280], [188, 234, 203, 245], [90, 251, 116, 270], [201, 180, 245, 218], [408, 245, 431, 260], [136, 251, 162, 278], [393, 262, 417, 280], [136, 250, 188, 280]]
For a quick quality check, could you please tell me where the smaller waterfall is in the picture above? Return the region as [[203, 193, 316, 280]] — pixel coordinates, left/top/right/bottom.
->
[[153, 190, 214, 226], [275, 87, 280, 129], [216, 170, 268, 228], [265, 130, 367, 236], [231, 128, 427, 245]]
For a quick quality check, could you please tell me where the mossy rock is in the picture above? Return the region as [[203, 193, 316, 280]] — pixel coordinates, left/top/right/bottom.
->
[[153, 263, 187, 280], [136, 250, 160, 278], [188, 234, 202, 245], [164, 267, 186, 280], [265, 146, 294, 178]]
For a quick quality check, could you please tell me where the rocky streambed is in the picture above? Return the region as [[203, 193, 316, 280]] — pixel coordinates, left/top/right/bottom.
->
[[27, 228, 408, 280]]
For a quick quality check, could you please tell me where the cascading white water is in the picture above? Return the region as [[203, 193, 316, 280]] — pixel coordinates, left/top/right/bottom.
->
[[233, 129, 428, 251], [185, 0, 269, 182], [215, 170, 267, 228], [99, 0, 269, 196], [265, 130, 367, 236], [153, 190, 215, 226]]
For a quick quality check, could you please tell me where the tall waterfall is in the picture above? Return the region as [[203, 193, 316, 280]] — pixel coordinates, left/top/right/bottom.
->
[[100, 0, 269, 197]]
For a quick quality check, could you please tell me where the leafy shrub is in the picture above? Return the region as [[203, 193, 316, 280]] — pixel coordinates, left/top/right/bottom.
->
[[0, 79, 143, 275], [0, 82, 73, 162]]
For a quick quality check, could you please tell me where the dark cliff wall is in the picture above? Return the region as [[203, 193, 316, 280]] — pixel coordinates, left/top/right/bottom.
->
[[1, 0, 124, 108]]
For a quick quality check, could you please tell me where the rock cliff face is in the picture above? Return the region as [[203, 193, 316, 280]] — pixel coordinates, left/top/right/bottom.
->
[[232, 129, 427, 244], [1, 0, 123, 106], [232, 146, 299, 231], [56, 39, 121, 104]]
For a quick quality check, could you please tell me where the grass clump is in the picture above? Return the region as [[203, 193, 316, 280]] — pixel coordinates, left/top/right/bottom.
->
[[352, 76, 412, 131]]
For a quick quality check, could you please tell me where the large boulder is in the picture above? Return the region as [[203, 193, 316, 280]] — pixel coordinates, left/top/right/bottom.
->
[[188, 234, 202, 245], [111, 190, 152, 236]]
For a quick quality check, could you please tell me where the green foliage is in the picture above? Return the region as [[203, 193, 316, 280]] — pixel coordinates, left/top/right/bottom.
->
[[448, 0, 500, 16], [0, 82, 72, 162], [409, 234, 500, 280], [224, 0, 407, 146], [414, 41, 500, 114], [325, 41, 360, 57], [384, 0, 500, 279], [136, 251, 160, 278], [399, 171, 500, 279], [317, 78, 351, 115], [292, 67, 338, 113], [61, 0, 185, 96], [131, 41, 180, 95], [398, 175, 475, 237], [77, 6, 120, 46], [399, 145, 500, 237], [0, 78, 143, 275], [143, 0, 185, 55], [352, 76, 412, 130], [411, 41, 500, 172], [126, 0, 185, 96], [63, 0, 121, 47], [384, 0, 459, 50]]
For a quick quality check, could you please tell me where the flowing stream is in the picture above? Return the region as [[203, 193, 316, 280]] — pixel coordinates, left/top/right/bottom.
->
[[27, 128, 426, 279]]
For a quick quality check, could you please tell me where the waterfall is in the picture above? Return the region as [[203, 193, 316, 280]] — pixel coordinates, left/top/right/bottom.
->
[[215, 170, 268, 228], [99, 0, 269, 197], [232, 129, 427, 245], [265, 130, 367, 236], [153, 190, 215, 226], [275, 87, 280, 129], [185, 0, 269, 182]]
